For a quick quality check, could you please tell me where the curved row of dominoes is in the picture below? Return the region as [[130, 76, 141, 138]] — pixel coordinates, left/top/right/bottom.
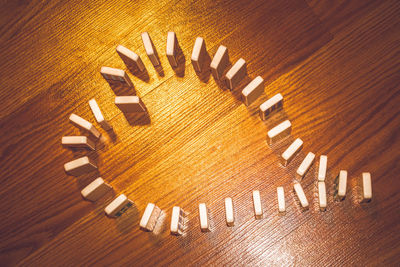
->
[[62, 32, 372, 235]]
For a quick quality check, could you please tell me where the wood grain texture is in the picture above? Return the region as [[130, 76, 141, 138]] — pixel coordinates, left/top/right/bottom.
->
[[0, 0, 399, 266]]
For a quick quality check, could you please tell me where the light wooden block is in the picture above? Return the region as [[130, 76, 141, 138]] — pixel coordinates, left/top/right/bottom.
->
[[259, 93, 283, 120], [224, 197, 234, 226], [64, 156, 97, 176], [141, 32, 160, 66], [225, 58, 246, 90], [267, 120, 291, 145], [199, 203, 210, 232], [296, 152, 315, 179], [116, 45, 146, 72], [242, 76, 264, 106], [318, 155, 328, 181], [166, 32, 178, 67], [361, 172, 372, 203], [170, 206, 185, 236], [89, 99, 112, 131], [61, 136, 95, 150], [252, 190, 263, 219], [81, 177, 112, 202], [277, 187, 286, 213], [294, 182, 309, 210], [210, 45, 229, 80], [191, 37, 207, 72], [140, 203, 161, 232], [281, 138, 303, 166], [318, 181, 327, 211], [100, 66, 133, 87], [335, 170, 348, 201], [115, 96, 146, 113], [104, 194, 133, 218], [69, 113, 101, 139]]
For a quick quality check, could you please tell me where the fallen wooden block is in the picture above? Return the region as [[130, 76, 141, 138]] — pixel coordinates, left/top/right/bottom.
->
[[191, 37, 207, 72], [277, 187, 286, 213], [104, 194, 133, 218], [267, 120, 291, 145], [61, 136, 95, 150], [69, 113, 101, 139], [296, 152, 315, 179], [89, 99, 112, 131], [281, 138, 303, 166], [140, 203, 161, 232], [335, 170, 348, 201], [259, 93, 283, 120], [361, 172, 372, 203], [81, 177, 112, 202], [242, 76, 264, 106], [100, 66, 133, 87], [115, 96, 146, 113], [294, 182, 309, 210], [170, 206, 186, 236], [64, 156, 97, 176], [318, 155, 328, 181], [224, 197, 234, 226], [166, 32, 178, 67], [116, 45, 146, 72], [318, 181, 327, 211], [210, 45, 229, 80], [199, 203, 210, 232], [252, 190, 263, 219], [225, 58, 246, 90], [141, 32, 160, 66]]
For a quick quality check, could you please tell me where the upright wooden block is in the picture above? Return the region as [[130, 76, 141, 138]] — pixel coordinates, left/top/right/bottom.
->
[[170, 206, 186, 236], [81, 177, 112, 201], [294, 182, 309, 210], [318, 155, 328, 181], [224, 197, 234, 226], [116, 45, 146, 72], [115, 96, 146, 113], [61, 136, 95, 150], [267, 120, 291, 145], [69, 113, 101, 139], [191, 37, 207, 72], [277, 187, 286, 213], [100, 66, 133, 87], [225, 58, 246, 90], [335, 170, 348, 201], [210, 45, 229, 80], [296, 152, 316, 179], [64, 156, 97, 176], [166, 32, 178, 67], [242, 76, 264, 106], [104, 194, 133, 218], [252, 190, 263, 219], [259, 93, 283, 120], [141, 32, 160, 66], [199, 203, 210, 232], [361, 172, 372, 203], [89, 99, 112, 131], [140, 203, 161, 232], [281, 138, 303, 166], [318, 181, 327, 211]]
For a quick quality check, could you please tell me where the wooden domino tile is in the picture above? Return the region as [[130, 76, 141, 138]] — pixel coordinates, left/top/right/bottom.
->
[[361, 172, 372, 203], [140, 203, 162, 232], [81, 177, 112, 202], [64, 156, 97, 176], [104, 194, 133, 218], [335, 170, 348, 201], [242, 76, 264, 106], [191, 37, 207, 72], [199, 203, 210, 232], [115, 96, 146, 113], [89, 99, 112, 131], [277, 187, 286, 213], [293, 182, 309, 210], [318, 155, 328, 181], [225, 58, 246, 90], [252, 190, 263, 219], [69, 113, 101, 139], [61, 136, 95, 150], [318, 181, 327, 211], [116, 44, 146, 72], [224, 197, 234, 226], [259, 93, 283, 120], [267, 120, 291, 145], [141, 32, 160, 66], [100, 66, 133, 87], [166, 31, 178, 67], [210, 45, 229, 80], [170, 206, 185, 236], [281, 138, 303, 166], [296, 152, 315, 179]]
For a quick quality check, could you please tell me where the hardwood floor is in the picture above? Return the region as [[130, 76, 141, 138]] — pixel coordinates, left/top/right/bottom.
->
[[0, 0, 399, 265]]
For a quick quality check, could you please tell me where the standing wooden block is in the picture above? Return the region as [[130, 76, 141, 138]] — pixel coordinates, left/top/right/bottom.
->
[[318, 155, 328, 181], [296, 152, 316, 179], [210, 45, 229, 80], [81, 177, 112, 202], [224, 197, 234, 226], [242, 76, 264, 106], [361, 172, 372, 203], [335, 170, 348, 201], [115, 96, 146, 113], [170, 206, 186, 236], [100, 66, 133, 87], [318, 181, 327, 211], [141, 32, 160, 66], [191, 37, 207, 72], [293, 182, 309, 210], [69, 113, 101, 139], [199, 203, 210, 232], [116, 45, 146, 72], [259, 93, 283, 120], [277, 187, 286, 213], [225, 58, 246, 90], [64, 156, 97, 176], [166, 32, 178, 67], [89, 99, 112, 131], [61, 136, 95, 150], [104, 194, 133, 218], [140, 203, 162, 232], [252, 190, 263, 219], [267, 120, 291, 145], [281, 138, 303, 166]]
